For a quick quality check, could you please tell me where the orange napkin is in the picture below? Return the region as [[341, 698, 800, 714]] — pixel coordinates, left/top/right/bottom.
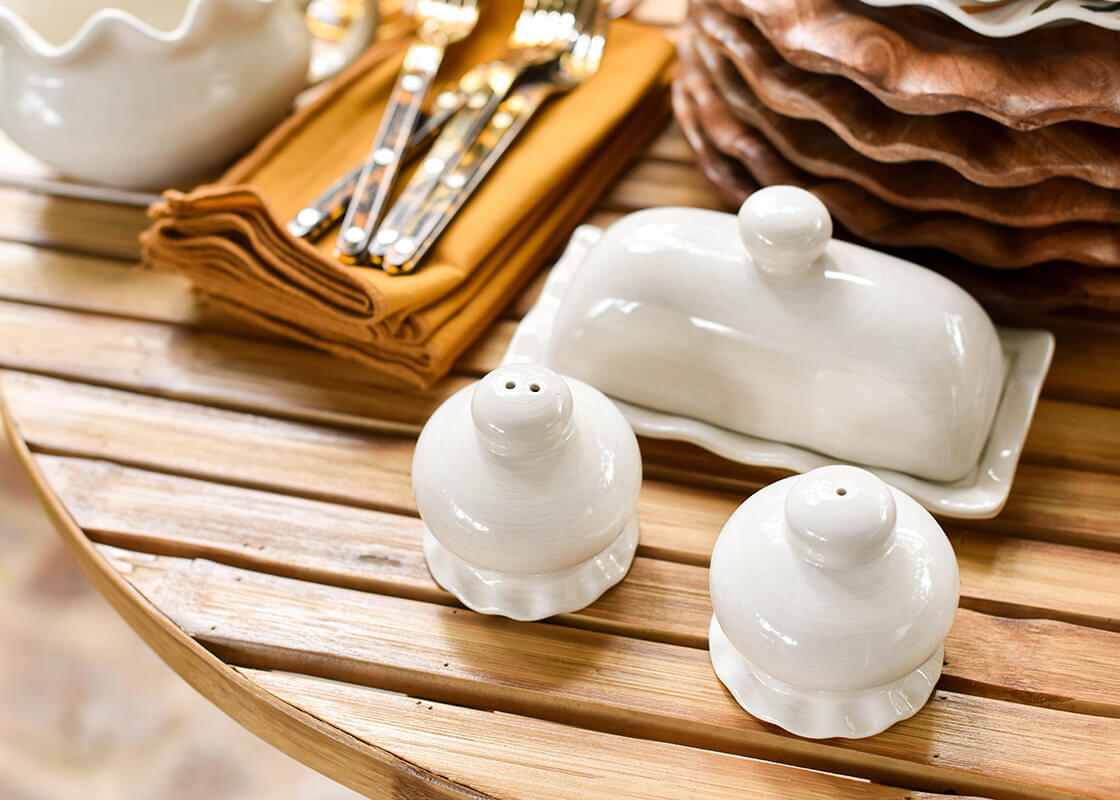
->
[[141, 0, 675, 387]]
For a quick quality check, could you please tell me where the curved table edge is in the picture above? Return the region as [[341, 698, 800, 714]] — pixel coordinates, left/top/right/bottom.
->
[[0, 380, 492, 800]]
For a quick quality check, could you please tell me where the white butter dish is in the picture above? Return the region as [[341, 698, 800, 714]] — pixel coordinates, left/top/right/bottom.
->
[[504, 187, 1054, 519]]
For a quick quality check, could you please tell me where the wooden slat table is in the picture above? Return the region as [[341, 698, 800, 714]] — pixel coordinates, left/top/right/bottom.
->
[[3, 13, 1120, 798]]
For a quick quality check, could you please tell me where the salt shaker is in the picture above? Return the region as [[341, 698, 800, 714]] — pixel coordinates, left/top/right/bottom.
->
[[412, 364, 642, 621], [709, 464, 959, 738]]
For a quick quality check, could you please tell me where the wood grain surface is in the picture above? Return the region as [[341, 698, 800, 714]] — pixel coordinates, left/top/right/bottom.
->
[[676, 55, 1120, 268], [7, 367, 1120, 552], [98, 547, 1120, 799], [3, 8, 1120, 796], [246, 669, 978, 800], [689, 0, 1120, 189], [4, 125, 1120, 317], [690, 36, 1120, 226], [711, 0, 1120, 129], [32, 455, 1120, 719]]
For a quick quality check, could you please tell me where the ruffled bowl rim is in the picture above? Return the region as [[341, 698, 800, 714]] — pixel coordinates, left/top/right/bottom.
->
[[0, 0, 276, 62]]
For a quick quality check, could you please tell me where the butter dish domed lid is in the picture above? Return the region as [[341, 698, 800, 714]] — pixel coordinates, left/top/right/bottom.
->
[[412, 364, 642, 621], [504, 186, 1056, 519], [709, 465, 959, 739]]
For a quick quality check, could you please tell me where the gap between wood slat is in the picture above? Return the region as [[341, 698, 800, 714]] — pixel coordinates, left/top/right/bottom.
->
[[6, 367, 1120, 567], [0, 152, 696, 268], [0, 187, 147, 261], [0, 175, 159, 208], [2, 207, 1120, 411], [37, 452, 1120, 721], [34, 431, 1120, 608], [101, 546, 1119, 800], [30, 450, 1120, 636], [2, 299, 1120, 493], [242, 667, 981, 800]]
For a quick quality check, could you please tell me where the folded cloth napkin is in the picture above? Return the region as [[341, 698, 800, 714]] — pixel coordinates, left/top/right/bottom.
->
[[141, 0, 675, 387]]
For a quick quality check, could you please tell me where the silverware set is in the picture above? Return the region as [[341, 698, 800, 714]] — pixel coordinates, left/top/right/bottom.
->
[[287, 0, 608, 274]]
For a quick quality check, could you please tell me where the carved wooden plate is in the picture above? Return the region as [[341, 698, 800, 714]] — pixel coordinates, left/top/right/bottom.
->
[[690, 36, 1120, 227], [690, 0, 1120, 189], [672, 78, 1120, 314], [709, 0, 1120, 129], [676, 46, 1120, 269]]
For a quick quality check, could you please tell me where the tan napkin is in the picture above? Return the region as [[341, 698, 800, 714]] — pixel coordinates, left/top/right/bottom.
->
[[141, 0, 674, 387]]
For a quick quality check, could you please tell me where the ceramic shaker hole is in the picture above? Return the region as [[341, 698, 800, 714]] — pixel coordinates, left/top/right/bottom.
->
[[784, 466, 897, 569], [471, 365, 575, 457]]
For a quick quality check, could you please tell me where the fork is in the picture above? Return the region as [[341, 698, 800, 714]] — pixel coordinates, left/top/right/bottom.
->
[[379, 0, 606, 273], [286, 89, 465, 240], [333, 0, 480, 264], [368, 0, 582, 269]]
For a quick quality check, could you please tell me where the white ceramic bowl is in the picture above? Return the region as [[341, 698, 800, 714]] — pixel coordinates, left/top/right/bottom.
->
[[709, 465, 959, 738], [0, 0, 370, 188]]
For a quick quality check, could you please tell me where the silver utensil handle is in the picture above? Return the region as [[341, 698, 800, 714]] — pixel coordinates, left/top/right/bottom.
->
[[369, 72, 508, 271], [334, 43, 443, 263], [381, 85, 550, 275], [285, 93, 464, 241]]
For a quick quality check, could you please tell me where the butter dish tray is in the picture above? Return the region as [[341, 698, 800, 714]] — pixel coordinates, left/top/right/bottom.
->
[[503, 194, 1054, 519]]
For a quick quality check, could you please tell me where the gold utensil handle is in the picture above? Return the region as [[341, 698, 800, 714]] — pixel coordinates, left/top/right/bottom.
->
[[304, 0, 379, 85], [285, 92, 464, 241], [381, 85, 551, 274], [334, 43, 444, 263], [286, 164, 363, 241], [368, 69, 507, 269]]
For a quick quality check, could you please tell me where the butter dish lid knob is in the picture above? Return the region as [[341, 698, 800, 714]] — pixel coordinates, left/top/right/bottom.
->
[[470, 364, 574, 457], [738, 185, 832, 276], [784, 465, 896, 569]]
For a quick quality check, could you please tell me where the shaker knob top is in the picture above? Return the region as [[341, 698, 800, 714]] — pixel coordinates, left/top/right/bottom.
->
[[470, 364, 574, 456], [738, 185, 831, 276], [784, 465, 896, 569]]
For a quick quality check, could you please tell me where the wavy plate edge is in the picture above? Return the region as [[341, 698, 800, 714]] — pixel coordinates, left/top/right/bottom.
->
[[858, 0, 1120, 38]]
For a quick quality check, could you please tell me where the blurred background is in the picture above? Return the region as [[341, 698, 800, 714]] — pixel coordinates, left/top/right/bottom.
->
[[0, 427, 362, 800]]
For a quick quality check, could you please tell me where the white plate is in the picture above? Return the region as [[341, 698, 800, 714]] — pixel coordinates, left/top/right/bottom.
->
[[858, 0, 1120, 38], [504, 225, 1055, 519]]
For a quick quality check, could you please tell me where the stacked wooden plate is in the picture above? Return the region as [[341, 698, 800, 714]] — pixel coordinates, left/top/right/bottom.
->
[[674, 0, 1120, 314]]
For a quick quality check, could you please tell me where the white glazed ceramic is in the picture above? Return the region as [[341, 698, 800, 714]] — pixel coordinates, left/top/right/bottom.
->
[[548, 186, 1004, 483], [857, 0, 1120, 37], [412, 364, 642, 621], [503, 188, 1055, 519], [0, 0, 371, 188], [709, 464, 959, 739]]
